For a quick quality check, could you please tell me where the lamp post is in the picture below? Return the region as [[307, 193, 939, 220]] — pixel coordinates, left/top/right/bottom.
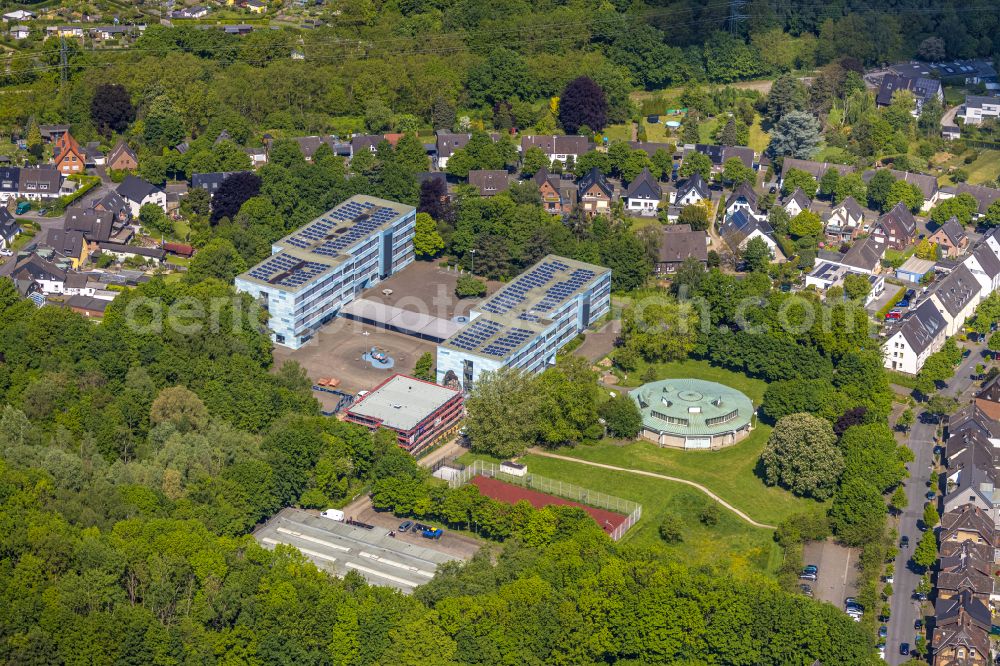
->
[[469, 248, 476, 274]]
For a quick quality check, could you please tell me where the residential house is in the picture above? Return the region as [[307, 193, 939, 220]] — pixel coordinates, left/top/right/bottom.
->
[[91, 25, 130, 41], [862, 168, 940, 210], [944, 182, 1000, 218], [883, 300, 948, 374], [2, 9, 35, 22], [805, 261, 885, 305], [350, 134, 383, 157], [244, 145, 267, 168], [577, 168, 613, 217], [64, 207, 130, 250], [975, 375, 1000, 422], [949, 403, 1000, 446], [98, 242, 165, 264], [723, 183, 762, 220], [291, 135, 337, 162], [928, 263, 981, 336], [958, 95, 1000, 125], [871, 202, 918, 251], [9, 25, 29, 39], [44, 228, 88, 268], [83, 142, 104, 168], [896, 256, 937, 284], [962, 243, 1000, 301], [520, 135, 591, 166], [53, 132, 85, 175], [0, 207, 21, 250], [246, 0, 266, 12], [719, 210, 781, 259], [672, 173, 710, 207], [435, 132, 471, 170], [930, 217, 970, 258], [781, 187, 810, 218], [939, 504, 995, 560], [106, 141, 138, 171], [10, 254, 66, 295], [533, 168, 573, 215], [46, 26, 84, 39], [92, 190, 131, 223], [780, 158, 854, 184], [654, 224, 707, 275], [936, 541, 993, 601], [931, 589, 991, 666], [172, 5, 209, 18], [38, 125, 69, 144], [117, 175, 166, 216], [823, 196, 867, 241], [467, 170, 509, 197], [191, 171, 248, 197], [875, 73, 943, 114], [890, 59, 998, 86], [63, 295, 111, 319], [828, 236, 886, 275], [683, 144, 757, 171], [0, 167, 63, 202], [623, 167, 661, 216]]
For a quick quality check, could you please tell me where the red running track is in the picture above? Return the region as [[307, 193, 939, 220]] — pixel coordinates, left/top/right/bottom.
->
[[470, 475, 627, 535]]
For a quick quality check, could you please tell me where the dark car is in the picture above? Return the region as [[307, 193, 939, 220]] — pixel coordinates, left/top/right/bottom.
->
[[915, 618, 923, 631], [398, 520, 414, 533], [926, 491, 936, 500], [879, 625, 887, 638], [897, 299, 910, 308], [799, 584, 813, 597], [905, 289, 916, 300], [900, 535, 910, 548], [900, 643, 910, 656]]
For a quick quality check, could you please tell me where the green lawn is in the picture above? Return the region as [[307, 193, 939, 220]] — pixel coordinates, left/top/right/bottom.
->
[[602, 123, 633, 143], [959, 150, 1000, 185], [640, 119, 675, 144], [813, 146, 852, 163], [748, 117, 770, 154], [698, 117, 720, 143], [520, 453, 783, 574]]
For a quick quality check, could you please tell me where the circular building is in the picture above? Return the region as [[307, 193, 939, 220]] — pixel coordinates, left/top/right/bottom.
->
[[628, 378, 755, 450]]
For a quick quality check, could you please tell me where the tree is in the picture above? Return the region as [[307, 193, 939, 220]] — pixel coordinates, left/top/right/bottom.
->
[[414, 212, 444, 259], [455, 275, 487, 298], [91, 83, 135, 136], [989, 332, 1000, 354], [721, 157, 755, 186], [535, 357, 602, 447], [911, 530, 937, 569], [181, 187, 211, 219], [829, 476, 887, 546], [677, 203, 710, 231], [843, 273, 871, 301], [418, 178, 450, 222], [679, 152, 712, 181], [598, 393, 642, 439], [464, 368, 541, 458], [866, 170, 896, 211], [780, 168, 818, 198], [413, 352, 434, 382], [742, 236, 770, 272], [760, 413, 843, 500], [890, 485, 908, 513], [819, 168, 840, 199], [884, 180, 923, 213], [767, 111, 822, 158], [918, 36, 946, 61], [930, 193, 978, 227], [210, 172, 261, 225], [789, 210, 823, 238], [918, 97, 944, 138], [833, 173, 867, 205], [150, 386, 209, 433], [138, 203, 172, 236], [718, 117, 739, 146], [922, 502, 939, 529], [185, 238, 247, 283], [984, 199, 1000, 227], [699, 502, 720, 526], [914, 239, 938, 261], [763, 75, 808, 126], [651, 148, 673, 181], [897, 408, 914, 433], [559, 76, 608, 134], [521, 146, 549, 176], [658, 513, 683, 543]]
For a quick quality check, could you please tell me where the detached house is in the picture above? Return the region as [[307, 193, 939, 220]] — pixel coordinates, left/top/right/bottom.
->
[[928, 264, 981, 337], [117, 175, 166, 216], [724, 183, 763, 220], [623, 167, 661, 216], [10, 254, 66, 295], [883, 300, 947, 374], [435, 132, 470, 170], [44, 228, 89, 269], [0, 207, 21, 250], [930, 217, 970, 258], [780, 188, 810, 218], [520, 135, 591, 165], [780, 158, 854, 184], [533, 168, 574, 215], [577, 168, 613, 217], [655, 224, 707, 275], [871, 202, 917, 251], [53, 132, 85, 175], [823, 196, 866, 241], [468, 170, 509, 197], [876, 73, 943, 115], [106, 141, 138, 171], [719, 210, 781, 260], [863, 169, 940, 210], [672, 173, 710, 207]]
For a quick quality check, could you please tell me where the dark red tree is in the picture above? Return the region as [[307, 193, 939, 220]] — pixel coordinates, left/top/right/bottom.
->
[[558, 76, 608, 135], [90, 83, 136, 136], [211, 172, 261, 225]]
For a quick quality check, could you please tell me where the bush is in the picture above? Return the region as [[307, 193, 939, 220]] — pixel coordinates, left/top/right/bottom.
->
[[455, 275, 487, 298], [658, 514, 683, 543], [699, 502, 720, 526]]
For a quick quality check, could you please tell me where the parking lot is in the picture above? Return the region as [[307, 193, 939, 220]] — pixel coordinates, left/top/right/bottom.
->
[[255, 508, 470, 593], [802, 539, 860, 610]]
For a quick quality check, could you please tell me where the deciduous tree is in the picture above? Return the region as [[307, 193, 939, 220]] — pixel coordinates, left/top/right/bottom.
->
[[760, 413, 842, 499], [559, 76, 608, 134]]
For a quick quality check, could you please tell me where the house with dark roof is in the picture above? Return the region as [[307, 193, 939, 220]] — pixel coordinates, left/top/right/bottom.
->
[[871, 202, 918, 250], [929, 263, 982, 336], [83, 142, 105, 168], [655, 224, 707, 275], [64, 206, 131, 248], [533, 168, 573, 215], [290, 135, 337, 162], [520, 135, 591, 165], [107, 141, 138, 171], [467, 170, 509, 197], [435, 132, 471, 170], [875, 73, 943, 114], [883, 299, 948, 374], [117, 175, 166, 216], [948, 182, 1000, 217], [623, 168, 661, 216], [958, 95, 1000, 125], [0, 167, 63, 202], [0, 207, 21, 250], [780, 187, 810, 218], [10, 254, 66, 294], [350, 134, 383, 156], [838, 236, 886, 274], [949, 403, 1000, 445], [577, 168, 613, 217], [780, 158, 854, 183], [92, 190, 130, 223], [937, 541, 993, 601], [191, 171, 249, 198], [684, 144, 757, 171], [723, 183, 762, 220], [44, 228, 89, 269], [823, 196, 867, 241], [672, 173, 710, 208], [931, 589, 991, 666], [719, 209, 781, 260], [862, 168, 940, 210], [930, 217, 970, 258], [975, 375, 1000, 422], [939, 504, 995, 560]]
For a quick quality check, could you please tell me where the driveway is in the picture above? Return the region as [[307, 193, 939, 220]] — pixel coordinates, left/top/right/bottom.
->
[[884, 338, 987, 664]]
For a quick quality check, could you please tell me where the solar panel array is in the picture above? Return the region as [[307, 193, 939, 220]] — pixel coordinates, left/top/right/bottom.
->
[[480, 259, 571, 316], [447, 319, 503, 352], [283, 200, 401, 257], [246, 253, 330, 288], [532, 268, 597, 313], [481, 327, 534, 357]]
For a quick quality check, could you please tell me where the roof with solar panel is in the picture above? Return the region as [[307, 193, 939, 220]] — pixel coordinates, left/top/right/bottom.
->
[[238, 195, 414, 292], [440, 255, 609, 358]]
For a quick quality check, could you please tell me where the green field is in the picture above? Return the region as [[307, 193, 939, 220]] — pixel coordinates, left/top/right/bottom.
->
[[747, 118, 770, 153], [602, 123, 633, 143], [520, 453, 783, 574]]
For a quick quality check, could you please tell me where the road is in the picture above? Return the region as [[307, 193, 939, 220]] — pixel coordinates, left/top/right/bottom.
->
[[884, 338, 986, 665]]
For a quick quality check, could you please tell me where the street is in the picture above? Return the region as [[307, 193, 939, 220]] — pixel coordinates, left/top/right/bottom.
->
[[884, 338, 986, 665]]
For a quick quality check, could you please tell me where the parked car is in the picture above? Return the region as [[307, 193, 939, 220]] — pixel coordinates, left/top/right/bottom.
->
[[879, 625, 888, 638], [914, 618, 923, 631], [905, 289, 916, 300], [913, 591, 928, 601], [885, 309, 903, 320], [398, 520, 414, 533], [422, 528, 443, 540], [799, 584, 813, 597], [900, 535, 910, 548], [900, 642, 910, 656], [926, 491, 936, 500], [897, 298, 910, 308]]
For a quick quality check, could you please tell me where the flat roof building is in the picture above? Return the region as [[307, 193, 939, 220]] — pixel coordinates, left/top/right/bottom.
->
[[630, 378, 755, 450], [235, 195, 416, 349], [344, 374, 464, 454], [436, 255, 611, 391]]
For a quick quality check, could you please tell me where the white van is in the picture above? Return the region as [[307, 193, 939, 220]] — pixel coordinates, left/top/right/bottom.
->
[[321, 509, 345, 522]]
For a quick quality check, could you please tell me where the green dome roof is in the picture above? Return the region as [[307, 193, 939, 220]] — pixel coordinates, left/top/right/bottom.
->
[[629, 378, 754, 437]]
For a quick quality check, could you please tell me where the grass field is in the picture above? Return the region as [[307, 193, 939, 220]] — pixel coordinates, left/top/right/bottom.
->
[[813, 146, 852, 163], [520, 453, 783, 573], [640, 119, 676, 144], [602, 123, 633, 143], [748, 118, 770, 154]]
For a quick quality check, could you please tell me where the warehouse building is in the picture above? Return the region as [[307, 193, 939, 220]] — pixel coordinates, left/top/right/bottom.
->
[[436, 255, 610, 391], [344, 374, 464, 454], [235, 195, 416, 349]]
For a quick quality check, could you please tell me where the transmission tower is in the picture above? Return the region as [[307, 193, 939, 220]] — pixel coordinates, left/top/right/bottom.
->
[[727, 0, 749, 35]]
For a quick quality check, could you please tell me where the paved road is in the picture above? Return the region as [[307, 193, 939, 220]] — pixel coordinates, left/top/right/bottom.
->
[[527, 449, 776, 529], [884, 339, 986, 665]]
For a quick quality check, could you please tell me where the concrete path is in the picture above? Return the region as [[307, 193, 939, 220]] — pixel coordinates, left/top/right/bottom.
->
[[527, 449, 777, 529]]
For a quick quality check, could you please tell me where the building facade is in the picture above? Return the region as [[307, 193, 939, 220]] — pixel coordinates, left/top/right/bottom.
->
[[235, 195, 416, 349]]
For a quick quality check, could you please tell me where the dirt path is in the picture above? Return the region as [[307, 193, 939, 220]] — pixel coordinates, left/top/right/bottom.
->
[[527, 449, 777, 530]]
